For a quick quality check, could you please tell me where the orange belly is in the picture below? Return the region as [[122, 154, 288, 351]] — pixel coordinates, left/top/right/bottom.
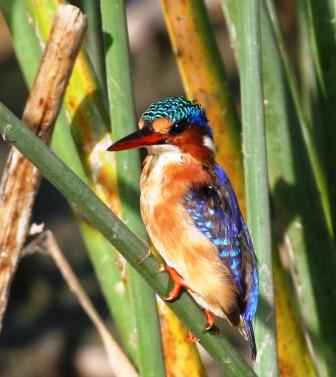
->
[[140, 154, 238, 317]]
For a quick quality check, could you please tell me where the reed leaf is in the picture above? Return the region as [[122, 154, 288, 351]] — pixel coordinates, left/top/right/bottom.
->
[[100, 1, 166, 376], [302, 0, 336, 237], [222, 0, 336, 374], [297, 0, 319, 129], [81, 0, 106, 91], [263, 2, 336, 374], [273, 252, 317, 377], [157, 301, 207, 377], [237, 0, 278, 375], [264, 0, 333, 238]]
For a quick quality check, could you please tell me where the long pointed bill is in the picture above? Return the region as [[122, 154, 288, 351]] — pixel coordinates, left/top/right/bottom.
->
[[107, 127, 167, 151]]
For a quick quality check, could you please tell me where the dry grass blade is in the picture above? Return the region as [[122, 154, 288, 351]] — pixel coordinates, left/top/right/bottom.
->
[[23, 230, 139, 377], [0, 4, 87, 327]]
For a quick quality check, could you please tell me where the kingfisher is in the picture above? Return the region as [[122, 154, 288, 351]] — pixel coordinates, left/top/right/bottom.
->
[[108, 97, 258, 359]]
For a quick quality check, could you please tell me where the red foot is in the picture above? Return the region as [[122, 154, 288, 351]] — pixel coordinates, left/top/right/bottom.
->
[[203, 309, 216, 331], [161, 265, 192, 301], [187, 310, 216, 343]]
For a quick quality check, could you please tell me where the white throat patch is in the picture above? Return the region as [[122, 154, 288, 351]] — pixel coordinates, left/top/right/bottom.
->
[[203, 136, 216, 153], [147, 144, 184, 164]]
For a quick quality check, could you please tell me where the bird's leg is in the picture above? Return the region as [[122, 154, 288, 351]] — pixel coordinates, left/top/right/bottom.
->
[[186, 310, 216, 344], [203, 309, 216, 331], [161, 265, 192, 301], [187, 310, 216, 343]]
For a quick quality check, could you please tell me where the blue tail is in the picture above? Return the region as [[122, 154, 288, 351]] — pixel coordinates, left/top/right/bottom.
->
[[243, 317, 257, 360]]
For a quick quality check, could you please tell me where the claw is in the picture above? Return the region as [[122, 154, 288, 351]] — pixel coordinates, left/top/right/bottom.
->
[[203, 309, 216, 331], [161, 265, 191, 301], [158, 264, 166, 273], [187, 310, 216, 344]]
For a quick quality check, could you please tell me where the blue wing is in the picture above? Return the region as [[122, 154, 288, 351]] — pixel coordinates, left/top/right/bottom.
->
[[184, 164, 258, 348]]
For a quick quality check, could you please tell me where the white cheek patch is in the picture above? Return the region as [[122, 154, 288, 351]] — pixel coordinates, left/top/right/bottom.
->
[[203, 136, 216, 153], [147, 144, 181, 156]]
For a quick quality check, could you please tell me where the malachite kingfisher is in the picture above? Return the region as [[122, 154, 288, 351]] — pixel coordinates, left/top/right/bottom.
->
[[107, 96, 258, 360]]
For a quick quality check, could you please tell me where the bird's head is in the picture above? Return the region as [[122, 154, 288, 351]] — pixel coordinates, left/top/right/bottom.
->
[[107, 97, 215, 162]]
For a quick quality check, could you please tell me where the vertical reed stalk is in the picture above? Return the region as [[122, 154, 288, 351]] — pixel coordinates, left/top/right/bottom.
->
[[239, 1, 278, 375], [100, 1, 166, 376]]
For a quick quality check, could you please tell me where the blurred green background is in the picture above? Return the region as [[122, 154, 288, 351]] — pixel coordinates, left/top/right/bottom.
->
[[0, 1, 301, 376]]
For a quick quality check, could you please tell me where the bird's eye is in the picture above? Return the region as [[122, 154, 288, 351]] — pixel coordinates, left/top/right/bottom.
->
[[170, 119, 189, 135]]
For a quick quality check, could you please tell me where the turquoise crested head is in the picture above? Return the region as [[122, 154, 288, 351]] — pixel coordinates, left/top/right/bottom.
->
[[108, 96, 215, 160], [141, 96, 213, 138]]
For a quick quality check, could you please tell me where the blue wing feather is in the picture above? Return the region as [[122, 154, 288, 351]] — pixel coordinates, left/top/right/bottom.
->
[[184, 164, 258, 325]]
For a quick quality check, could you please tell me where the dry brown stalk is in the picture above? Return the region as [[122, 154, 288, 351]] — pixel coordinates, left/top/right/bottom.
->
[[0, 4, 87, 327], [22, 230, 139, 377]]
